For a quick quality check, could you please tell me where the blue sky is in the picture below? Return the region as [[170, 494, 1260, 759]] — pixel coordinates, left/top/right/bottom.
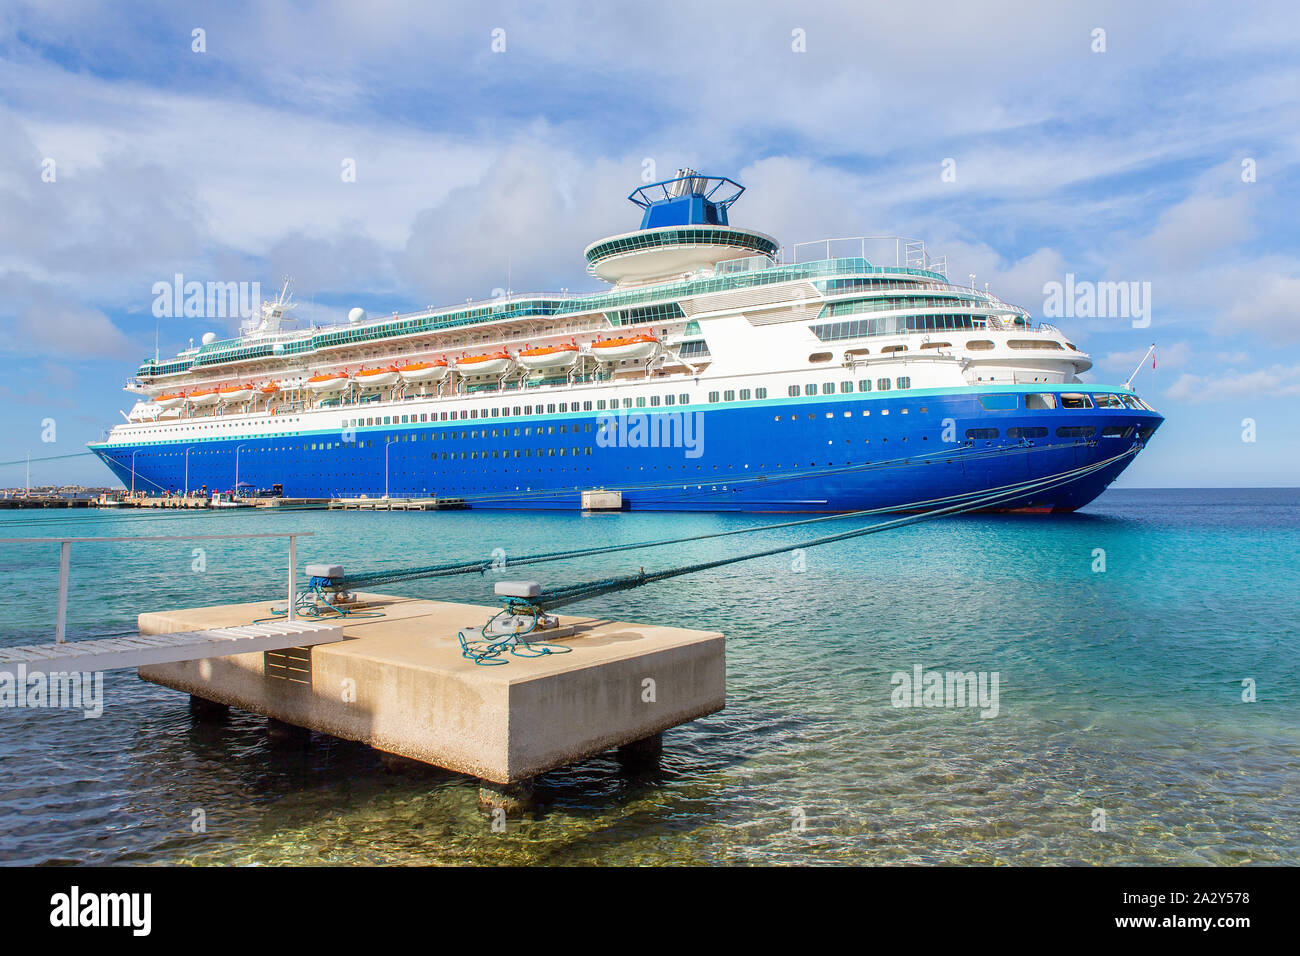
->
[[1, 0, 1297, 488]]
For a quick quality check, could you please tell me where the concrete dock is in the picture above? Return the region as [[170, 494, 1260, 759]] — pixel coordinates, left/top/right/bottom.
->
[[137, 594, 724, 807]]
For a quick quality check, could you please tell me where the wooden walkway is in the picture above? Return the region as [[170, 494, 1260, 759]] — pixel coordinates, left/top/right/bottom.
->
[[0, 620, 344, 674]]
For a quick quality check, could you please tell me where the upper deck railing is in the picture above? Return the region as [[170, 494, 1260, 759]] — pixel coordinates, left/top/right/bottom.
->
[[133, 240, 966, 379]]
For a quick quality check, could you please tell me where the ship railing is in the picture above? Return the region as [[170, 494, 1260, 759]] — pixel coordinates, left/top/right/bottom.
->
[[0, 531, 314, 642], [786, 237, 948, 276]]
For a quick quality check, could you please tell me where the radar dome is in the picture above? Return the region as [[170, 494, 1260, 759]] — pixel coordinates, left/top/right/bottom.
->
[[348, 307, 366, 323], [201, 331, 217, 345]]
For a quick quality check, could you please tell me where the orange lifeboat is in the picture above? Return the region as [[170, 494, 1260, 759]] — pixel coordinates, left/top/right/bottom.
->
[[218, 383, 254, 403], [354, 365, 401, 389], [398, 359, 450, 384], [455, 350, 514, 376], [259, 382, 281, 395], [517, 342, 580, 371], [155, 392, 187, 409], [590, 333, 659, 362], [187, 388, 221, 406], [306, 371, 350, 393]]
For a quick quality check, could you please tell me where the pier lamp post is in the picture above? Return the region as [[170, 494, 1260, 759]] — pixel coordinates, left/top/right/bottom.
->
[[234, 444, 247, 494]]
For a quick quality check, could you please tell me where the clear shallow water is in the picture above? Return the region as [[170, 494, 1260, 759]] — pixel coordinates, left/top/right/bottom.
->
[[0, 489, 1296, 865]]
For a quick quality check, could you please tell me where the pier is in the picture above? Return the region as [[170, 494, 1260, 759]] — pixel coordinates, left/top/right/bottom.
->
[[328, 496, 467, 511], [2, 528, 725, 813], [137, 593, 724, 810]]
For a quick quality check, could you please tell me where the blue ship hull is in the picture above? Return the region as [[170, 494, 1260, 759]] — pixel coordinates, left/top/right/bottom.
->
[[90, 387, 1162, 513]]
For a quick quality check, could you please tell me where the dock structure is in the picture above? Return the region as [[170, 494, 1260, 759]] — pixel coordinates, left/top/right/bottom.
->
[[136, 593, 725, 810], [328, 497, 467, 511]]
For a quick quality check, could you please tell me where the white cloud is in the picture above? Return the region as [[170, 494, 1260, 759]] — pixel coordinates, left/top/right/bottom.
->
[[1165, 365, 1300, 403], [1103, 341, 1190, 372]]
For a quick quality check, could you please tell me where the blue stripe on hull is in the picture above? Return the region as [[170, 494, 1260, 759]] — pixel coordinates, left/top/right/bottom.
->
[[90, 392, 1163, 514]]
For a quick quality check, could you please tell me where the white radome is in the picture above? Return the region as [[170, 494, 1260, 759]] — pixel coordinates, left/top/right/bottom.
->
[[201, 331, 217, 345], [348, 307, 366, 323]]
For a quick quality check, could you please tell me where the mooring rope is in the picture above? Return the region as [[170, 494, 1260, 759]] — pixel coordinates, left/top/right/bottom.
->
[[339, 438, 1113, 590], [516, 446, 1138, 614]]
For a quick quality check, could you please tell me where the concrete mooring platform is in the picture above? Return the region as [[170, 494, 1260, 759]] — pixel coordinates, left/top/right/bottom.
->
[[137, 594, 724, 808]]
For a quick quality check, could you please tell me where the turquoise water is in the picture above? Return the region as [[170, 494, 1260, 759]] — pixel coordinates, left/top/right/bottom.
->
[[0, 489, 1296, 865]]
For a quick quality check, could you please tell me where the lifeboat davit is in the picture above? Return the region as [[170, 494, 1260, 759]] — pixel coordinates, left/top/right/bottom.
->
[[306, 372, 350, 393], [591, 333, 659, 362], [187, 388, 221, 406], [455, 350, 514, 376], [517, 342, 579, 371], [354, 365, 401, 389], [398, 360, 449, 383], [155, 392, 187, 409], [218, 384, 254, 403]]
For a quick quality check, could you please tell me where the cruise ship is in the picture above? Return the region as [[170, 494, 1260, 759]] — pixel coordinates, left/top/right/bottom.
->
[[90, 169, 1162, 512]]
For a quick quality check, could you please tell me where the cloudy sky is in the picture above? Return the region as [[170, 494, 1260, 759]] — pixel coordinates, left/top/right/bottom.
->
[[1, 0, 1297, 487]]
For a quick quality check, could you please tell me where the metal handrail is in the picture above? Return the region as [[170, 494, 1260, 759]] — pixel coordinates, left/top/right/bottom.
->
[[0, 532, 313, 642]]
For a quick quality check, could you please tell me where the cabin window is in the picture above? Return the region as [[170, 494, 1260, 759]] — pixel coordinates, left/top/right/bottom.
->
[[882, 345, 907, 354], [1007, 426, 1048, 439], [840, 381, 853, 393], [788, 385, 800, 397], [859, 379, 871, 392], [1101, 425, 1134, 438], [755, 388, 767, 399], [724, 390, 735, 401], [809, 352, 833, 363], [597, 400, 607, 410], [1094, 393, 1124, 408], [650, 395, 661, 406], [966, 340, 995, 350], [709, 391, 720, 403], [919, 342, 951, 350], [1056, 425, 1096, 438], [1008, 339, 1065, 350], [1059, 394, 1093, 409], [622, 398, 633, 409], [806, 384, 818, 396], [896, 376, 911, 389], [966, 428, 998, 440], [636, 397, 647, 407], [823, 382, 836, 394], [739, 389, 751, 400], [1025, 393, 1057, 410], [978, 394, 1017, 410], [876, 378, 891, 391], [679, 394, 689, 404], [664, 394, 675, 405]]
